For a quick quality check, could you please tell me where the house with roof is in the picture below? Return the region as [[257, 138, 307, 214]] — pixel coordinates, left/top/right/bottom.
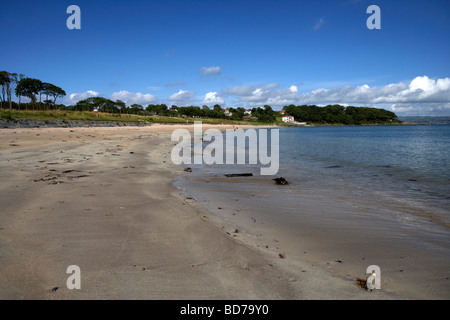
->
[[282, 115, 295, 123]]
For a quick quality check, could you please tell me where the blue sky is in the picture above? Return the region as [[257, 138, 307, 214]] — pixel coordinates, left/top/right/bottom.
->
[[1, 0, 449, 115]]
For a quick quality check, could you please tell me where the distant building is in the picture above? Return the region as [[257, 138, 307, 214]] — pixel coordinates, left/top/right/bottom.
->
[[244, 109, 251, 115], [282, 115, 294, 123], [224, 108, 232, 116], [279, 110, 285, 115]]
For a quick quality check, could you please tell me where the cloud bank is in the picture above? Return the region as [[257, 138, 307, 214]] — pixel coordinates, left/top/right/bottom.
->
[[63, 90, 158, 106], [202, 92, 225, 106], [168, 89, 196, 106], [221, 76, 450, 115], [63, 76, 450, 115], [64, 90, 99, 104], [109, 90, 158, 105]]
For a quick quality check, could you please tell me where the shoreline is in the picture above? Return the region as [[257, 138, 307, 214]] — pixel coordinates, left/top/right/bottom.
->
[[0, 125, 436, 299], [0, 116, 427, 130], [176, 166, 450, 300], [173, 124, 450, 299]]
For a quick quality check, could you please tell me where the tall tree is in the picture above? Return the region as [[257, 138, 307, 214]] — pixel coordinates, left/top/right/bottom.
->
[[7, 73, 18, 110], [0, 71, 9, 108], [15, 78, 42, 110], [41, 83, 52, 109], [0, 71, 19, 109], [47, 83, 66, 107], [15, 74, 25, 109]]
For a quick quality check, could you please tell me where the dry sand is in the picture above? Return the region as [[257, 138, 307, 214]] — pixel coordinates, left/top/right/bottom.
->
[[0, 124, 398, 299]]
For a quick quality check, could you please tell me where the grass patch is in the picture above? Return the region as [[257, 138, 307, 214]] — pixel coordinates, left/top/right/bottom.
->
[[0, 109, 281, 126]]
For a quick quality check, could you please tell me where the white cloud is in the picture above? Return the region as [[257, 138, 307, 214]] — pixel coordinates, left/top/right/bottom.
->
[[304, 76, 450, 106], [200, 66, 221, 75], [299, 76, 450, 115], [109, 90, 158, 105], [62, 76, 449, 115], [289, 85, 298, 94], [235, 84, 299, 106], [64, 90, 99, 104], [220, 76, 450, 115], [167, 89, 196, 106], [399, 76, 450, 101], [202, 92, 225, 106]]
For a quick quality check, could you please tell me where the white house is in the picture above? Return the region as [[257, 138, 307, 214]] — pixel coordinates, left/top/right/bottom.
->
[[224, 108, 232, 116], [282, 115, 294, 123], [244, 109, 251, 115]]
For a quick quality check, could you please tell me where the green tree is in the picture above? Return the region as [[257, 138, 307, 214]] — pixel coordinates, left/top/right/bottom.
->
[[0, 71, 10, 109], [15, 78, 42, 110], [40, 83, 66, 109], [321, 105, 345, 123], [0, 71, 20, 110], [283, 104, 399, 124], [14, 74, 25, 109], [49, 84, 66, 107], [147, 104, 168, 115], [130, 104, 144, 113], [75, 97, 117, 112]]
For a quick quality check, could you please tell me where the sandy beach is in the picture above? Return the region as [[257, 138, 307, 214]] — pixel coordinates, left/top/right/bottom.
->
[[0, 124, 413, 299]]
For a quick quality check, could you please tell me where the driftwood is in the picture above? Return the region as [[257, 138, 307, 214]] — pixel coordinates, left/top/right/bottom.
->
[[273, 177, 289, 185], [224, 173, 253, 177]]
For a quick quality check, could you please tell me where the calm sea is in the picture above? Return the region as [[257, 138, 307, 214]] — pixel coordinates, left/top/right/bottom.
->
[[175, 123, 449, 242], [173, 124, 450, 297], [176, 124, 449, 220], [278, 124, 450, 223]]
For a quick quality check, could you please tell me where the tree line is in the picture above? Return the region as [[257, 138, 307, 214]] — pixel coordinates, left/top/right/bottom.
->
[[71, 98, 278, 122], [2, 70, 399, 124], [0, 70, 66, 110], [283, 104, 399, 124]]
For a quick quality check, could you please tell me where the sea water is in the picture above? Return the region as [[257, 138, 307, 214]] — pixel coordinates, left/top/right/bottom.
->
[[278, 125, 450, 224], [176, 124, 449, 225], [173, 124, 450, 297]]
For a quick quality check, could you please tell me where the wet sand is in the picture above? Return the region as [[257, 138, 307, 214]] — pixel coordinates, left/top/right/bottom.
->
[[176, 170, 450, 299], [0, 124, 406, 299]]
